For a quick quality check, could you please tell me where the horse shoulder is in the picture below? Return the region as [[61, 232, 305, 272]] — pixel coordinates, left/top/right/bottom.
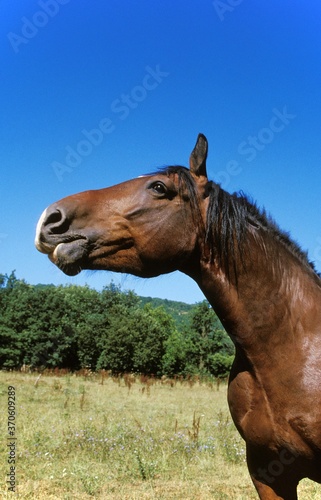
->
[[227, 352, 276, 446]]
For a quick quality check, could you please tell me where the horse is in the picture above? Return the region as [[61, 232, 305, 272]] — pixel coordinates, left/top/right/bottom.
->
[[35, 134, 321, 499]]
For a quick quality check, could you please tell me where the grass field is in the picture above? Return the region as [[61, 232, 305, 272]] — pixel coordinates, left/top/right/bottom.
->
[[0, 370, 320, 499]]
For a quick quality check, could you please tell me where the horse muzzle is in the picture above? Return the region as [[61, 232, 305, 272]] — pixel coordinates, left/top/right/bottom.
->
[[35, 206, 89, 276]]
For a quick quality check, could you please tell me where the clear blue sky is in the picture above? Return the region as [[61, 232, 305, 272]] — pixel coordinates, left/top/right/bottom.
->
[[1, 0, 321, 303]]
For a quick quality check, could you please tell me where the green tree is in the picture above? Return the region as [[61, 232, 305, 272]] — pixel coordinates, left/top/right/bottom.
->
[[207, 352, 234, 378], [0, 276, 80, 369], [0, 272, 234, 378], [131, 304, 174, 375], [162, 328, 190, 376], [0, 272, 33, 368], [176, 301, 235, 377], [0, 326, 22, 369], [96, 304, 174, 375]]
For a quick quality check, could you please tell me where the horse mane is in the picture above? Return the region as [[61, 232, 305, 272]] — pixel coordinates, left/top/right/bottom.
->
[[153, 166, 321, 282]]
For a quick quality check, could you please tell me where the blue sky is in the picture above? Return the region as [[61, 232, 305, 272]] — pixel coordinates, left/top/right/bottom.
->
[[1, 0, 321, 303]]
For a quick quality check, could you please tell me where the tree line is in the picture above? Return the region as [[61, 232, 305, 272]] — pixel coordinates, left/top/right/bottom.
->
[[0, 271, 235, 378]]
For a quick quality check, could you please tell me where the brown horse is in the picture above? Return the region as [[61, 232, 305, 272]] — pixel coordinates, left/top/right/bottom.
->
[[35, 134, 321, 499]]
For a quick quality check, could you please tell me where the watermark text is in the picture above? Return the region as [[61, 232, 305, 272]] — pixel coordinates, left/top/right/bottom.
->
[[52, 65, 169, 182]]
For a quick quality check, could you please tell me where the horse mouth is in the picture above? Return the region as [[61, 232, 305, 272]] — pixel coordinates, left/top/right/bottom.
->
[[48, 239, 89, 276], [39, 237, 134, 276]]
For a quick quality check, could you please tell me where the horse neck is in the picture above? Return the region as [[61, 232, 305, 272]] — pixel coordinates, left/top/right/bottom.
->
[[193, 226, 321, 356]]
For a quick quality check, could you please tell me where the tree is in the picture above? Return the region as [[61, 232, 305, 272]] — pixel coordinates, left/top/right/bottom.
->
[[0, 326, 22, 369], [96, 304, 174, 375], [0, 276, 81, 369], [166, 301, 235, 377], [0, 272, 33, 368], [0, 272, 235, 378], [131, 304, 174, 375], [162, 328, 190, 376]]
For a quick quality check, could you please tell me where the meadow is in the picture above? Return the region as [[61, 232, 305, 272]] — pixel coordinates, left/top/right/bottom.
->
[[0, 370, 320, 499]]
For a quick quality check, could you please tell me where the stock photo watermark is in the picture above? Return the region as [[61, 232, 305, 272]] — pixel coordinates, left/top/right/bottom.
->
[[51, 65, 169, 182], [6, 386, 17, 492], [215, 106, 296, 189], [7, 0, 72, 54], [256, 447, 299, 485], [213, 0, 245, 22]]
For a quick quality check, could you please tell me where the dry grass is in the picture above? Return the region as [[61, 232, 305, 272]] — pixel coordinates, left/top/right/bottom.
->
[[0, 371, 319, 499]]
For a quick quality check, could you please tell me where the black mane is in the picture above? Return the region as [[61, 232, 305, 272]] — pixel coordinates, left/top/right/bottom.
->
[[153, 166, 320, 281]]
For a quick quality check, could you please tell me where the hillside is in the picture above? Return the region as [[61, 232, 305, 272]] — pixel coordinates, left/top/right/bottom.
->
[[138, 296, 195, 329]]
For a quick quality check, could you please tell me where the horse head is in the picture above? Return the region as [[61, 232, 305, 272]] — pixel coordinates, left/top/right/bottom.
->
[[35, 134, 210, 278]]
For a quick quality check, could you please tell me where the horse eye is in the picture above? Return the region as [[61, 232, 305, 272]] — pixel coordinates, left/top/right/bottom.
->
[[151, 182, 167, 195]]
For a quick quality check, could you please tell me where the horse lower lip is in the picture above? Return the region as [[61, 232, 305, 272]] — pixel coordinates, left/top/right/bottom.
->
[[49, 253, 81, 276], [49, 240, 88, 274]]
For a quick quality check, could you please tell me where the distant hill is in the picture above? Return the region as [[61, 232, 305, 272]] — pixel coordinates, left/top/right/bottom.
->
[[138, 296, 195, 330]]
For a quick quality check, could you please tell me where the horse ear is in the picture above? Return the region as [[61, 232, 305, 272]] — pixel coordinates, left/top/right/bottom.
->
[[189, 133, 208, 178]]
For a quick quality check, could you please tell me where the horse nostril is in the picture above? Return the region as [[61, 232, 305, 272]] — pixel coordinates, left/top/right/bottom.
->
[[44, 209, 62, 225], [35, 205, 73, 253], [44, 208, 70, 235]]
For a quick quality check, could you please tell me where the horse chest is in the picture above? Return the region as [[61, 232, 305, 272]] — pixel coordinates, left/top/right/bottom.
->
[[228, 366, 321, 458], [227, 370, 276, 446]]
